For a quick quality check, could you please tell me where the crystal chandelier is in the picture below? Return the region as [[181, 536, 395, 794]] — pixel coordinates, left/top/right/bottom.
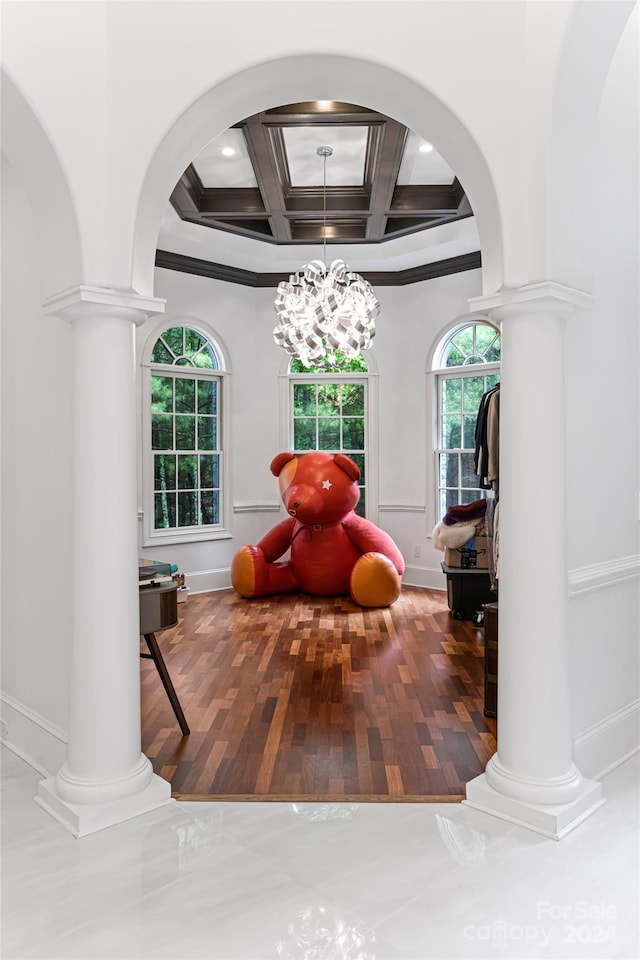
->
[[273, 146, 380, 370]]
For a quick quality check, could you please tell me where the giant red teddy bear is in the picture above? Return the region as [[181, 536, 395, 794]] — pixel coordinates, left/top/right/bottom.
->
[[231, 451, 405, 607]]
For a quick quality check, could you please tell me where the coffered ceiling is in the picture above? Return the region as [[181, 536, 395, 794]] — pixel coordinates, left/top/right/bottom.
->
[[169, 101, 474, 250]]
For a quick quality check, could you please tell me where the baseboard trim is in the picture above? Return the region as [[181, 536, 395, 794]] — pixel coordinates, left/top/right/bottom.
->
[[568, 554, 640, 596], [573, 699, 640, 779], [185, 567, 232, 594], [0, 692, 68, 778], [402, 565, 447, 591]]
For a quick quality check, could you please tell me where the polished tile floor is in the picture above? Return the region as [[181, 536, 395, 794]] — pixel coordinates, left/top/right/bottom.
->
[[2, 746, 638, 959]]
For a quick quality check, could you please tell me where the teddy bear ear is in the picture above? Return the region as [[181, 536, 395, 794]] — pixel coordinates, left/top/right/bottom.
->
[[270, 452, 296, 477], [334, 454, 360, 482]]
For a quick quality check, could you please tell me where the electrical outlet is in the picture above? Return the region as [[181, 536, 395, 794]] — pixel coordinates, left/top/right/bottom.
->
[[413, 544, 421, 558]]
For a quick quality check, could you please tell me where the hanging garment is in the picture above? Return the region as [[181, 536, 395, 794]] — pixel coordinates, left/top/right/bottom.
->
[[474, 384, 500, 490]]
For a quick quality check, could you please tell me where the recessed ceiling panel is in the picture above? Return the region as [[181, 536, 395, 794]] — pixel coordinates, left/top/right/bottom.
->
[[192, 129, 258, 188], [282, 126, 369, 186], [397, 130, 455, 186]]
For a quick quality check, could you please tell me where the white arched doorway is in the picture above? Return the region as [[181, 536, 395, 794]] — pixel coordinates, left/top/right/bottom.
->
[[31, 9, 634, 835]]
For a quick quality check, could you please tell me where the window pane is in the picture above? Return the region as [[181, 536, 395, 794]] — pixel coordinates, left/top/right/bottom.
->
[[463, 377, 484, 413], [461, 452, 477, 488], [163, 327, 184, 356], [197, 416, 216, 450], [355, 491, 365, 518], [442, 415, 461, 449], [342, 418, 364, 449], [152, 414, 173, 450], [318, 417, 341, 449], [200, 455, 213, 488], [475, 325, 497, 352], [463, 414, 478, 449], [446, 347, 465, 367], [155, 492, 176, 528], [293, 384, 316, 416], [178, 491, 197, 526], [342, 383, 364, 416], [185, 328, 206, 357], [151, 376, 173, 413], [486, 374, 501, 391], [200, 490, 216, 525], [294, 418, 316, 450], [197, 380, 216, 414], [175, 378, 195, 413], [485, 342, 501, 362], [350, 453, 365, 482], [175, 357, 193, 367], [154, 454, 176, 490], [212, 454, 220, 488], [175, 415, 195, 450], [440, 453, 459, 488], [317, 384, 340, 416], [442, 378, 461, 414], [461, 489, 484, 505], [178, 454, 197, 490], [151, 341, 174, 365], [445, 489, 459, 510], [452, 328, 473, 357], [194, 345, 217, 370]]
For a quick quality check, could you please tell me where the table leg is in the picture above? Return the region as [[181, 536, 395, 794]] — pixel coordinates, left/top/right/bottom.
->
[[141, 633, 190, 735]]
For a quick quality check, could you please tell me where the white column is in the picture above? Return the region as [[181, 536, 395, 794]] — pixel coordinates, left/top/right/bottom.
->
[[464, 282, 604, 839], [36, 286, 173, 837]]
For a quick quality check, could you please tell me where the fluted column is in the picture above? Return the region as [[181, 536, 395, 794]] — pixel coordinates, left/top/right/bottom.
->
[[464, 282, 604, 839], [36, 286, 173, 837]]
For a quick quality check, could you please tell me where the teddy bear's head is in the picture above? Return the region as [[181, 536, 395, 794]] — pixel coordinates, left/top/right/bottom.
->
[[270, 451, 360, 525]]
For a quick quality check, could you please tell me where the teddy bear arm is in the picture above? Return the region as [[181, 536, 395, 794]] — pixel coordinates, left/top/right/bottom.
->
[[342, 514, 405, 575], [256, 516, 296, 562]]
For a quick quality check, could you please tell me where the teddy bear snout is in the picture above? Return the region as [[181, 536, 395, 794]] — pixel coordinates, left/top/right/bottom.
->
[[284, 485, 322, 520]]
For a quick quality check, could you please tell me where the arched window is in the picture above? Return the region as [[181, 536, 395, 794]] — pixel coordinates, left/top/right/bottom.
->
[[287, 353, 371, 518], [432, 320, 501, 519], [141, 323, 227, 546]]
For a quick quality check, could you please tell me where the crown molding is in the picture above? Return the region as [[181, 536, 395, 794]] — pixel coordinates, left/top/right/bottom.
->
[[155, 249, 481, 288]]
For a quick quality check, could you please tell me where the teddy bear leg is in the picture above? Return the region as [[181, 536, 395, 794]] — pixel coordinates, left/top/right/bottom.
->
[[231, 545, 298, 598], [350, 552, 402, 608]]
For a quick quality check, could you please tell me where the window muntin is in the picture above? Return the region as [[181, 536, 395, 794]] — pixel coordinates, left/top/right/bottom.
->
[[146, 325, 223, 537], [151, 326, 219, 369], [289, 356, 368, 518], [434, 322, 500, 518]]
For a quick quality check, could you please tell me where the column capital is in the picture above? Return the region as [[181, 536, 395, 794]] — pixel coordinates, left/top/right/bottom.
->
[[43, 284, 165, 326], [469, 280, 592, 321]]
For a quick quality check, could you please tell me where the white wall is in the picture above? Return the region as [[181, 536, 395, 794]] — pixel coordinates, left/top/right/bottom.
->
[[565, 7, 640, 775], [0, 154, 73, 773]]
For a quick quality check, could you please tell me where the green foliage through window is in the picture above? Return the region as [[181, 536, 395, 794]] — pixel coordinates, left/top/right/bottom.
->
[[149, 326, 221, 532], [290, 352, 368, 374]]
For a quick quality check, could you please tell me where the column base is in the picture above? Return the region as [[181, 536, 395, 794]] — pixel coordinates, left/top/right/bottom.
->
[[463, 773, 605, 840], [35, 773, 174, 838]]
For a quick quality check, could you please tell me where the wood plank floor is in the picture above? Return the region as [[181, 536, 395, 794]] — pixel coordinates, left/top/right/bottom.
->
[[140, 586, 497, 801]]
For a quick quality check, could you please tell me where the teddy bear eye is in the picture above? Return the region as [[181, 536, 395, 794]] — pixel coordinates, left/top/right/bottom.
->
[[321, 479, 332, 490]]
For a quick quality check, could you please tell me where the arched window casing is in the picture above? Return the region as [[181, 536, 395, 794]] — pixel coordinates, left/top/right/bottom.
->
[[141, 322, 231, 546], [430, 319, 501, 523]]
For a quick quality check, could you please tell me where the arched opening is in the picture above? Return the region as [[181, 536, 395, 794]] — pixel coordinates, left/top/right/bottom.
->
[[131, 55, 504, 802]]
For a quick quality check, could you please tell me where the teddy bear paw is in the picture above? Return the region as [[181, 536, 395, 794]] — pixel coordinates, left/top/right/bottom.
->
[[230, 545, 266, 598], [350, 552, 402, 608]]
